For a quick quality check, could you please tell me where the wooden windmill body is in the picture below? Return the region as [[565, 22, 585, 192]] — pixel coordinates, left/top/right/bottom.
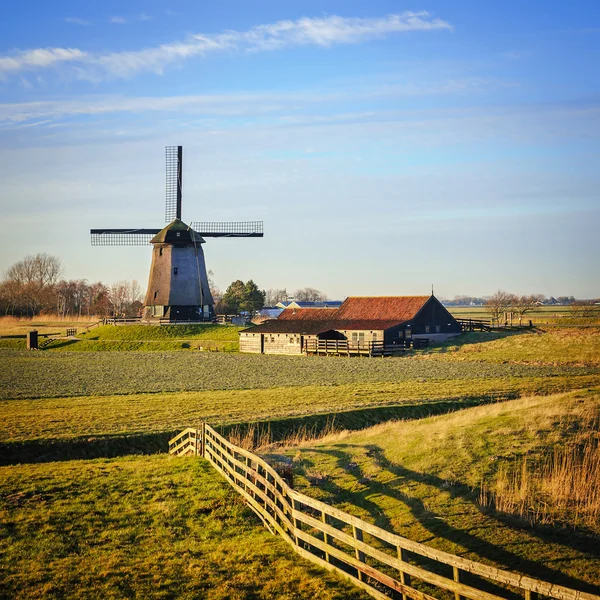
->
[[90, 146, 263, 322]]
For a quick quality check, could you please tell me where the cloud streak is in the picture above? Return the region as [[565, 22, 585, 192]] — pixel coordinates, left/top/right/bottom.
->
[[0, 12, 451, 80], [65, 17, 90, 26], [0, 48, 87, 75], [0, 77, 494, 125]]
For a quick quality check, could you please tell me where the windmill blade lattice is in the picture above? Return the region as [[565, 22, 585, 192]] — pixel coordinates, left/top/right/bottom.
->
[[165, 145, 182, 223], [191, 221, 264, 238], [90, 229, 160, 245]]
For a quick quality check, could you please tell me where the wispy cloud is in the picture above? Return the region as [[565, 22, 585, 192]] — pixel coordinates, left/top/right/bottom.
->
[[0, 12, 452, 80], [65, 17, 90, 26], [0, 48, 87, 75], [138, 13, 153, 22], [110, 16, 127, 24], [0, 77, 493, 125]]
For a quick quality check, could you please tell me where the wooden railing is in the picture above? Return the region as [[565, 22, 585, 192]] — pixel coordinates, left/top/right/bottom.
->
[[303, 339, 406, 357], [169, 425, 600, 600]]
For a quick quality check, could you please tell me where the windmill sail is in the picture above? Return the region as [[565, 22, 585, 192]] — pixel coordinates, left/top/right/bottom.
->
[[165, 145, 182, 223], [191, 221, 264, 237], [90, 229, 160, 245]]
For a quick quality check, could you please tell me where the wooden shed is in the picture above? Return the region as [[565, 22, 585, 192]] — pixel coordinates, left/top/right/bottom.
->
[[240, 295, 461, 355]]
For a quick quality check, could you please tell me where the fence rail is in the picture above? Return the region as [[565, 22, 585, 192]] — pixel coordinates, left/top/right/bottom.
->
[[169, 425, 599, 600], [303, 339, 406, 357]]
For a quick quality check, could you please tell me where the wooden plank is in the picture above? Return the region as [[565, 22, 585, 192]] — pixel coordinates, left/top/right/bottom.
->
[[295, 527, 506, 600], [294, 510, 507, 600], [289, 489, 599, 600], [353, 525, 365, 582], [205, 446, 295, 533]]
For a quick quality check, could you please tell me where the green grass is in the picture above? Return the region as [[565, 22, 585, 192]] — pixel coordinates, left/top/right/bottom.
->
[[448, 305, 600, 325], [42, 339, 239, 352], [284, 389, 600, 591], [0, 455, 368, 599], [80, 324, 243, 341], [0, 338, 26, 350], [0, 324, 242, 352], [424, 327, 600, 367], [4, 375, 600, 445], [2, 326, 599, 597], [2, 347, 597, 400]]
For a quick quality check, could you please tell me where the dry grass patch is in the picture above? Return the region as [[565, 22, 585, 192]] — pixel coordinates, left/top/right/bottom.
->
[[281, 389, 600, 589], [425, 327, 600, 367]]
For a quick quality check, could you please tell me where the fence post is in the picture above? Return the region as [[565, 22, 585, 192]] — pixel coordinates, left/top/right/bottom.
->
[[353, 525, 365, 582], [321, 510, 330, 563], [397, 546, 411, 600], [201, 423, 206, 458], [453, 566, 462, 600]]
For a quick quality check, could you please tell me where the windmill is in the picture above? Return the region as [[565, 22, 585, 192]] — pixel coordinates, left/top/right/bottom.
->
[[90, 146, 263, 322]]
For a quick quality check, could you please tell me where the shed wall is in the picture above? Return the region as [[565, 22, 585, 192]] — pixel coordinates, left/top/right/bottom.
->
[[263, 333, 303, 355], [239, 332, 262, 354]]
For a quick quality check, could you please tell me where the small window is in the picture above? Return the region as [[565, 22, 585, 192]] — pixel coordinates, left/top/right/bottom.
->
[[154, 291, 158, 299], [174, 267, 178, 275], [359, 332, 365, 341], [425, 325, 430, 334], [436, 325, 441, 333], [352, 332, 358, 341], [159, 248, 163, 256], [176, 232, 181, 237]]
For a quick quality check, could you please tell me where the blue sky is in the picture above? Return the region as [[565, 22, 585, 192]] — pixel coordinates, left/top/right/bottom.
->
[[1, 1, 599, 298]]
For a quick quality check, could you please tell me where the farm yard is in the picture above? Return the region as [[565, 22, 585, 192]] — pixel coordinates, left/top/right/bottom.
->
[[1, 324, 600, 598]]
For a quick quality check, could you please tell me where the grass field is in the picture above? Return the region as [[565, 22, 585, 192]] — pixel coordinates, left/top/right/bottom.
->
[[424, 327, 600, 366], [0, 323, 243, 352], [0, 455, 368, 599], [2, 326, 599, 597], [2, 344, 597, 400], [281, 389, 600, 590], [448, 304, 600, 325]]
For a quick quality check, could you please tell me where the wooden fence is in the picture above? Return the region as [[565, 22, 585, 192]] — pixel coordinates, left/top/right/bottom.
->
[[304, 339, 406, 357], [169, 426, 599, 600]]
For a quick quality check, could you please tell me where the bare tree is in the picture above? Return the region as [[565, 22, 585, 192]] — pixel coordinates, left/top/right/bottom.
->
[[108, 281, 129, 316], [569, 300, 600, 319], [208, 270, 222, 306], [485, 290, 516, 326], [513, 294, 543, 325], [265, 288, 288, 306], [6, 253, 62, 287], [293, 287, 327, 302]]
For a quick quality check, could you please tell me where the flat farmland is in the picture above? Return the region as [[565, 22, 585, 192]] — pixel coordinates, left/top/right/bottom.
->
[[2, 346, 597, 400], [2, 327, 600, 598], [0, 455, 368, 600]]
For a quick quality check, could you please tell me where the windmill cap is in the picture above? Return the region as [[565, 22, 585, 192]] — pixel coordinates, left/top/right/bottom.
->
[[150, 219, 206, 244]]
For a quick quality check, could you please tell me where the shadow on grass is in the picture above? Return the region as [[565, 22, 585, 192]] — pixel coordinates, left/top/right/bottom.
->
[[426, 329, 535, 355], [0, 431, 178, 465], [0, 394, 513, 466], [298, 443, 600, 594], [43, 339, 80, 350]]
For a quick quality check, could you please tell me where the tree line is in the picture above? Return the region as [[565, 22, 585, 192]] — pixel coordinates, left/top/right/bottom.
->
[[0, 254, 143, 318], [0, 254, 329, 318], [485, 290, 599, 324]]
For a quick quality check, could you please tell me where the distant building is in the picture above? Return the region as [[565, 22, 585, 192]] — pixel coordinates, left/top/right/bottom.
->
[[240, 295, 461, 355], [275, 300, 343, 309]]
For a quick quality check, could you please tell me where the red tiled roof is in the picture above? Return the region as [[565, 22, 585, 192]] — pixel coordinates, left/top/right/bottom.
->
[[242, 318, 409, 335], [241, 296, 433, 335], [277, 308, 338, 321], [241, 320, 337, 335], [335, 296, 429, 321]]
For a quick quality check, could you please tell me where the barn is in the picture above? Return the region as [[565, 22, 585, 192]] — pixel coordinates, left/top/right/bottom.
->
[[239, 295, 461, 355]]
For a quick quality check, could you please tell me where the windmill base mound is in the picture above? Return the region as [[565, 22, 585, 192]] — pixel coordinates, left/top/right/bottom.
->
[[143, 305, 215, 322]]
